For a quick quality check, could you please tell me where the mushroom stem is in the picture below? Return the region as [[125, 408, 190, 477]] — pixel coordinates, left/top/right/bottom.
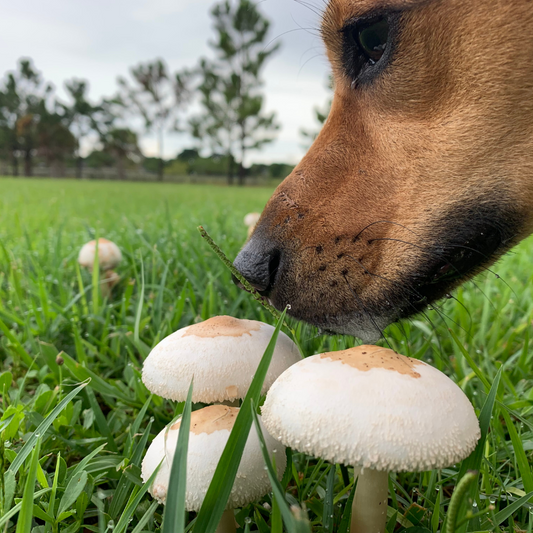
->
[[351, 467, 389, 533], [101, 270, 120, 298], [215, 509, 237, 533]]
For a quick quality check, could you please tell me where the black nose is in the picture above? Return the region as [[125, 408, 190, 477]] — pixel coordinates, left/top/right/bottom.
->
[[233, 240, 281, 295]]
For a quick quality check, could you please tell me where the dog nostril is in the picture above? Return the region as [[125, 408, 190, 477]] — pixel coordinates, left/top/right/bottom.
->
[[233, 245, 282, 296]]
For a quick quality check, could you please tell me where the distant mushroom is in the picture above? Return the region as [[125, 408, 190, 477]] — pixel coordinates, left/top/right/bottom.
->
[[142, 404, 286, 533], [243, 212, 261, 238], [262, 345, 480, 533], [142, 315, 301, 404], [78, 238, 122, 297]]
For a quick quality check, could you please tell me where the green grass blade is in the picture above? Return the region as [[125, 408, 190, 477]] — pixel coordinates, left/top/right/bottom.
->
[[323, 465, 335, 533], [457, 367, 502, 481], [15, 437, 41, 533], [68, 443, 107, 483], [85, 386, 119, 452], [0, 316, 34, 367], [109, 418, 153, 519], [57, 470, 88, 517], [60, 351, 132, 403], [92, 236, 100, 314], [500, 408, 533, 498], [448, 329, 491, 391], [74, 261, 89, 317], [337, 479, 357, 533], [0, 488, 51, 528], [193, 308, 287, 533], [134, 256, 145, 346], [491, 491, 533, 526], [132, 500, 159, 533], [113, 462, 162, 533], [163, 379, 194, 533], [47, 453, 61, 518], [8, 380, 88, 475], [251, 402, 311, 533]]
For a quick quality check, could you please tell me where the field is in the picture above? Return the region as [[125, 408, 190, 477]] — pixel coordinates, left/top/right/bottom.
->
[[0, 176, 532, 533]]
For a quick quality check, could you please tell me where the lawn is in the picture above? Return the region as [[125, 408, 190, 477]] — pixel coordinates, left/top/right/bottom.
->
[[0, 177, 532, 532]]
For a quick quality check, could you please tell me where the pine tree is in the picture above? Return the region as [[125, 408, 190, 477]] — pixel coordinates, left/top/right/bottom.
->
[[191, 0, 280, 185], [118, 60, 192, 181]]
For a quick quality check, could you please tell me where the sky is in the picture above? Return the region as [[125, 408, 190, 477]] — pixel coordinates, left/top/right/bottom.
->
[[0, 0, 332, 165]]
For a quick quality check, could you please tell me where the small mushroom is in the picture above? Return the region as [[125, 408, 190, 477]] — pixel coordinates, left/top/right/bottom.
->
[[262, 345, 480, 533], [243, 212, 261, 238], [78, 238, 122, 297], [142, 404, 286, 533], [142, 315, 301, 404]]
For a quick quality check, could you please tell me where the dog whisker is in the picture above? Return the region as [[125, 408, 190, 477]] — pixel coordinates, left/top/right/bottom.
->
[[343, 253, 467, 345], [367, 236, 500, 310]]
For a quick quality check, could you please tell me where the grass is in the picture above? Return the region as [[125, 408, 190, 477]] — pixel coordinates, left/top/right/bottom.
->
[[0, 176, 532, 532]]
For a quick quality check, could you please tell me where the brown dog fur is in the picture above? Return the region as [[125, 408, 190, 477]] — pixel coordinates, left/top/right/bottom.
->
[[235, 0, 533, 341]]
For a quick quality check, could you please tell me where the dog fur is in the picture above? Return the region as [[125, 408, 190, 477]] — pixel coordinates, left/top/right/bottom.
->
[[234, 0, 533, 341]]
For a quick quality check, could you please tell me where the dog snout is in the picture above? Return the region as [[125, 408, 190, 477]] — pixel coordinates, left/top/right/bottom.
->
[[233, 238, 281, 295]]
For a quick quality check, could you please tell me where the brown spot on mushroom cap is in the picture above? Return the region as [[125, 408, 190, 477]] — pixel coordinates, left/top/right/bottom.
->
[[171, 405, 239, 434], [225, 385, 239, 399], [320, 345, 422, 378], [183, 316, 262, 338]]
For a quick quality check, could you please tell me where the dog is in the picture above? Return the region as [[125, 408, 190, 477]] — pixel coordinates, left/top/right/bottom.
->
[[234, 0, 533, 342]]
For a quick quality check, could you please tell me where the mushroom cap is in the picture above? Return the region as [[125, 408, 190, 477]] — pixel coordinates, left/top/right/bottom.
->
[[78, 238, 122, 271], [142, 316, 301, 403], [141, 405, 286, 510], [262, 345, 480, 472], [243, 212, 261, 228]]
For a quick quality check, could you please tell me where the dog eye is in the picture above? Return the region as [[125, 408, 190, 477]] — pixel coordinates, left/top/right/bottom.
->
[[342, 14, 394, 82], [356, 18, 389, 63]]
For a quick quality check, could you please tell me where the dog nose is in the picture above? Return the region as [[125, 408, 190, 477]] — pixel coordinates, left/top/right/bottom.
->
[[233, 240, 281, 295]]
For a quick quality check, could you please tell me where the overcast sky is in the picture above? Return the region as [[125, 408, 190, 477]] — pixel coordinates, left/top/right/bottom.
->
[[0, 0, 332, 164]]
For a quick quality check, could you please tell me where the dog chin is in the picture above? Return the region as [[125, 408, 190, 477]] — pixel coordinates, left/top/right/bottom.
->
[[286, 308, 392, 344]]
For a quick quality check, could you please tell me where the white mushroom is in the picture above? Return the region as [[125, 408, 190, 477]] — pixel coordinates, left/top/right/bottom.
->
[[142, 405, 286, 533], [142, 316, 301, 404], [78, 238, 122, 271], [262, 345, 480, 533], [78, 238, 122, 297], [243, 212, 261, 238]]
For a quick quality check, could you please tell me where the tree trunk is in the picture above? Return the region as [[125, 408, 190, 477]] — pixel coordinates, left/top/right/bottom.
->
[[238, 162, 246, 186], [158, 126, 164, 181], [227, 152, 234, 186], [12, 152, 18, 176], [158, 157, 164, 182], [76, 156, 83, 179], [239, 121, 246, 186], [24, 149, 32, 177], [117, 156, 125, 180]]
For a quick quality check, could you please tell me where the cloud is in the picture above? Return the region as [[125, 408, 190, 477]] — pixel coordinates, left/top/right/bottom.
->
[[131, 0, 212, 21]]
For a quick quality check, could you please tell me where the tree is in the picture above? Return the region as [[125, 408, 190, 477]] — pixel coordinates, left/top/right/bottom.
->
[[0, 59, 53, 176], [117, 59, 192, 181], [190, 0, 280, 185], [36, 106, 77, 176], [61, 79, 101, 178], [101, 128, 142, 180]]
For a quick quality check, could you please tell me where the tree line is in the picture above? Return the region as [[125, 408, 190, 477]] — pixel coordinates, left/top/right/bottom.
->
[[0, 0, 287, 185]]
